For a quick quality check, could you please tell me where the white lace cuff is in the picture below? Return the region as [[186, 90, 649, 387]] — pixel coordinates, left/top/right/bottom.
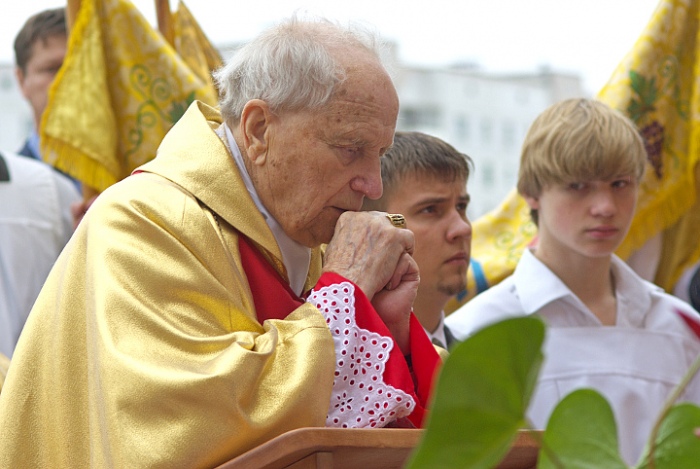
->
[[307, 281, 415, 428]]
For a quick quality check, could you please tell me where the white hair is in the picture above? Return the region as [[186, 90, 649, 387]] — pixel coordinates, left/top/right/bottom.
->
[[213, 16, 385, 122]]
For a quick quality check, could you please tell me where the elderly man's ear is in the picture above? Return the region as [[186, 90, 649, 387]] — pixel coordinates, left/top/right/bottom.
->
[[240, 99, 274, 165]]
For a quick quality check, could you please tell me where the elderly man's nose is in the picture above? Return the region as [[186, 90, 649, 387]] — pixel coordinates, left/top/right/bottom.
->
[[351, 160, 383, 200]]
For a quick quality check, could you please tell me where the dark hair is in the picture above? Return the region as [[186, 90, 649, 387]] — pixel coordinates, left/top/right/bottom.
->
[[14, 8, 67, 73], [362, 131, 473, 211], [690, 265, 700, 312]]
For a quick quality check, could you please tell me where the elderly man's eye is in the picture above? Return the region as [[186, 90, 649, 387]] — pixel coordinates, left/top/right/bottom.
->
[[339, 147, 365, 162]]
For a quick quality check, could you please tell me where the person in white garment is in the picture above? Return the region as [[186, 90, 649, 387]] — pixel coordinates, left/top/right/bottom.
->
[[445, 98, 700, 465], [0, 151, 80, 358], [362, 131, 473, 350]]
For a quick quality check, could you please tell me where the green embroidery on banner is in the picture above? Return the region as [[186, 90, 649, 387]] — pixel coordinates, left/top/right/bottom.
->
[[124, 64, 196, 165], [627, 56, 689, 181]]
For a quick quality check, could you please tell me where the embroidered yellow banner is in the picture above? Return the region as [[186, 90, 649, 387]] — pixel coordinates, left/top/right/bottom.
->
[[173, 0, 222, 93], [40, 0, 218, 193]]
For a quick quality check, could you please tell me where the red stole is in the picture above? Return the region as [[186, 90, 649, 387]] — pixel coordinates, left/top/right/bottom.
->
[[238, 234, 440, 427], [238, 235, 304, 321], [677, 308, 700, 340]]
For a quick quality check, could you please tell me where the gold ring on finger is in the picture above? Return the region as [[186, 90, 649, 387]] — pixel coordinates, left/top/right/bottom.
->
[[385, 213, 407, 229]]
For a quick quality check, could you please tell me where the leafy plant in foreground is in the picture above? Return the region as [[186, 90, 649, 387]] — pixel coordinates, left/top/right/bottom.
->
[[408, 316, 700, 468]]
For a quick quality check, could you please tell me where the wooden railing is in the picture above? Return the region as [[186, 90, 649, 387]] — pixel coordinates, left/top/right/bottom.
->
[[217, 428, 540, 469]]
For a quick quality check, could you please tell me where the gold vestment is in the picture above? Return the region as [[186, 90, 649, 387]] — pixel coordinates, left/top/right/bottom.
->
[[0, 102, 335, 468]]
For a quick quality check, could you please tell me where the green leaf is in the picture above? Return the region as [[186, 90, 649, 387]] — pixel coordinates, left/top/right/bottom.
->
[[538, 389, 627, 469], [630, 70, 645, 97], [645, 77, 658, 106], [167, 92, 197, 124], [627, 99, 644, 122], [637, 403, 700, 469], [406, 316, 545, 469]]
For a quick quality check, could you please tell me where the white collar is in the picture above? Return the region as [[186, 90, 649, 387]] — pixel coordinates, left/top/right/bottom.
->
[[424, 311, 448, 348], [218, 123, 311, 295], [513, 249, 654, 327]]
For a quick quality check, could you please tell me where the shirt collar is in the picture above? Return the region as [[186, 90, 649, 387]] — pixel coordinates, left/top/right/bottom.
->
[[218, 123, 311, 296], [609, 254, 654, 327], [424, 311, 448, 348], [513, 249, 654, 327], [512, 249, 574, 315]]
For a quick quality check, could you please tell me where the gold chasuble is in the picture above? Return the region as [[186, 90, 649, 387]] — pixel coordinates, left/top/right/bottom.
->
[[0, 102, 335, 467]]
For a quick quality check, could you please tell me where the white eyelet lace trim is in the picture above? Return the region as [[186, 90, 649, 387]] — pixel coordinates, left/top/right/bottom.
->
[[308, 281, 415, 428]]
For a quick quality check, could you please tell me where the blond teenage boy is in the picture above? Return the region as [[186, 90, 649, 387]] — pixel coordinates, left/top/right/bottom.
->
[[446, 98, 700, 465]]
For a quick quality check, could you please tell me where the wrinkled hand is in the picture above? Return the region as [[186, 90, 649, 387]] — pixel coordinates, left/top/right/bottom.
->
[[323, 211, 418, 354], [370, 251, 419, 355]]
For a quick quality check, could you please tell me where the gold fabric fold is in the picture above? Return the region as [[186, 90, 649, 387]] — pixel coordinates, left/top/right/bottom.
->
[[0, 102, 334, 468], [448, 0, 700, 313], [39, 0, 218, 193]]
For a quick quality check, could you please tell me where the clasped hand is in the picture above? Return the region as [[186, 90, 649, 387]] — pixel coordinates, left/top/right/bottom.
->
[[322, 211, 419, 354]]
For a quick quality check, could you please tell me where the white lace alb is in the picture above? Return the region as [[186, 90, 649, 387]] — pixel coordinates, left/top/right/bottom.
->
[[307, 281, 415, 428]]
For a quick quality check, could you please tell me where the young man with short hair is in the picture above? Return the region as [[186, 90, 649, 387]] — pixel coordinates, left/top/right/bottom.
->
[[446, 98, 700, 465], [14, 7, 67, 161], [363, 131, 473, 349]]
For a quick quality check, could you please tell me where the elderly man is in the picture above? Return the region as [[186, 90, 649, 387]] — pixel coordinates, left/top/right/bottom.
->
[[0, 17, 440, 468], [363, 132, 473, 349]]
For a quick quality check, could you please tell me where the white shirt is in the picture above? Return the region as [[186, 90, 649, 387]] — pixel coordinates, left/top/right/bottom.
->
[[446, 249, 700, 465], [424, 311, 449, 349], [217, 124, 311, 296], [0, 152, 80, 357]]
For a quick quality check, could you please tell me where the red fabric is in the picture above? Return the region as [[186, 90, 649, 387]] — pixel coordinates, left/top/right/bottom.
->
[[238, 236, 441, 427], [408, 314, 442, 423], [315, 272, 441, 428], [238, 235, 304, 321], [676, 308, 700, 340]]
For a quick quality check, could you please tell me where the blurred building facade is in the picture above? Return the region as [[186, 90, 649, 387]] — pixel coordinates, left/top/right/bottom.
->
[[392, 63, 587, 217], [0, 50, 587, 217]]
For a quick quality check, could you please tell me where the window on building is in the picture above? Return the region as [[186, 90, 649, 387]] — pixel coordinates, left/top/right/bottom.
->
[[398, 107, 441, 130], [0, 73, 13, 91], [502, 120, 516, 148], [503, 165, 518, 188], [455, 115, 470, 141], [515, 88, 530, 105], [400, 108, 421, 128], [481, 162, 495, 185], [480, 119, 493, 144]]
